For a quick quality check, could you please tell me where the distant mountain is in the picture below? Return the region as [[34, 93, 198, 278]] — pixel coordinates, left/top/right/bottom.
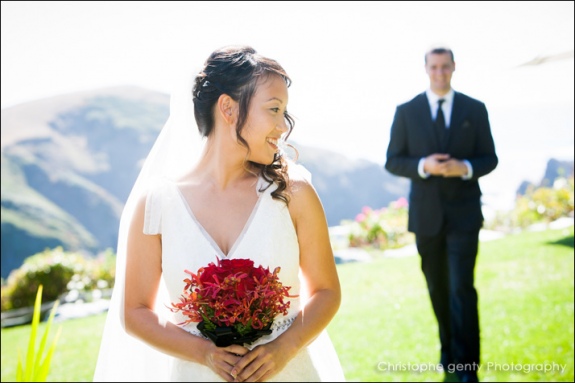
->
[[1, 86, 408, 279], [295, 145, 408, 224], [516, 158, 574, 195]]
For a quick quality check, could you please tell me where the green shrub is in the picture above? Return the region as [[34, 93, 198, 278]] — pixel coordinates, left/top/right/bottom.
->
[[1, 247, 115, 311], [512, 176, 574, 228]]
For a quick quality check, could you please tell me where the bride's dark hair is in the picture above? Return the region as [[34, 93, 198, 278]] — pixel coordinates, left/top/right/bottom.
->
[[192, 45, 295, 205]]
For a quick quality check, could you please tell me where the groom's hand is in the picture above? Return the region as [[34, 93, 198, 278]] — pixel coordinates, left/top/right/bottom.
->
[[424, 153, 451, 176], [437, 158, 468, 178]]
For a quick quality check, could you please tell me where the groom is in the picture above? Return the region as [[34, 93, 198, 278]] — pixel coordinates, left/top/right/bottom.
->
[[384, 47, 498, 382]]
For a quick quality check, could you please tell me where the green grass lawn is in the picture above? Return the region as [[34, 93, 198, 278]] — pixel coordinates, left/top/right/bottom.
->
[[330, 225, 574, 382], [1, 226, 573, 382]]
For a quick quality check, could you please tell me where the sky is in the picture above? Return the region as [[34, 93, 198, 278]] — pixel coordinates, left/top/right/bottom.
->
[[2, 1, 574, 212]]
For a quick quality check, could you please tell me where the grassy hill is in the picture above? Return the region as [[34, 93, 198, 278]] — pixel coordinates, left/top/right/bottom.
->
[[1, 87, 170, 279]]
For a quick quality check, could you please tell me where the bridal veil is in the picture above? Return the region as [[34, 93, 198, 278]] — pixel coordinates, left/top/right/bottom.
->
[[93, 73, 205, 381]]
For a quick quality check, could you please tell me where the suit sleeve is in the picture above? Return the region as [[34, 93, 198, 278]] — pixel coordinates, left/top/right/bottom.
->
[[384, 105, 422, 179], [466, 102, 498, 180]]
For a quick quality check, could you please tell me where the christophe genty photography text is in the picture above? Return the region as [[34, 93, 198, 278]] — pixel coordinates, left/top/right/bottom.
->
[[377, 361, 568, 374]]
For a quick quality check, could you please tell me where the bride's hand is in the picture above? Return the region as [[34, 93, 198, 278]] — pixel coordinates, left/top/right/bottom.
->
[[205, 344, 250, 382], [230, 340, 295, 382]]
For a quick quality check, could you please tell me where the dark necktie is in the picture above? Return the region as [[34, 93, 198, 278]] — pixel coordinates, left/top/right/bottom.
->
[[435, 99, 446, 146]]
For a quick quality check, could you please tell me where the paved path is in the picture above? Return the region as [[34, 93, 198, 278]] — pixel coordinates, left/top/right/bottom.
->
[[54, 299, 110, 322]]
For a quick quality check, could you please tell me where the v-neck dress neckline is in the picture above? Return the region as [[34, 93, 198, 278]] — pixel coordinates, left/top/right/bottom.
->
[[173, 179, 265, 259]]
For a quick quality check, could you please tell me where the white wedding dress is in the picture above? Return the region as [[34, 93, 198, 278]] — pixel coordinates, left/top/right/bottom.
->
[[98, 173, 345, 382], [93, 76, 344, 382]]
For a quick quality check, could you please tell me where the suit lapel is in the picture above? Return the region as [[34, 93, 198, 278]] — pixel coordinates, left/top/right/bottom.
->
[[450, 92, 466, 129], [444, 92, 466, 151]]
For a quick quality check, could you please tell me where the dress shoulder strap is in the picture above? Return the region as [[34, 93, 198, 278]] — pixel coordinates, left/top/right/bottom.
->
[[143, 177, 173, 235]]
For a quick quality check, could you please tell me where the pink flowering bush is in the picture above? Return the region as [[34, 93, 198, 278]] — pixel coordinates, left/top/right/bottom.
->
[[347, 197, 413, 250]]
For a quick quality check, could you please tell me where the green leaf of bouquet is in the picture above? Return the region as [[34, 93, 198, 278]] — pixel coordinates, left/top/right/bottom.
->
[[200, 313, 216, 331], [235, 322, 250, 336]]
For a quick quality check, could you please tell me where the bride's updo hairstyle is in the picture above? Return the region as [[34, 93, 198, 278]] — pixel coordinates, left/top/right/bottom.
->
[[192, 45, 295, 205]]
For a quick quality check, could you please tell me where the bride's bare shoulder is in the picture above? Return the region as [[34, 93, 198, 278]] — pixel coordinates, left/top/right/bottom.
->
[[287, 165, 324, 220]]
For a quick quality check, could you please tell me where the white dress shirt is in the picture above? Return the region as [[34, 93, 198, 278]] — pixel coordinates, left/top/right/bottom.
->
[[418, 88, 473, 180]]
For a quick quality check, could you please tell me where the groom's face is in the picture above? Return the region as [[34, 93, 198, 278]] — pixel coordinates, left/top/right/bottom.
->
[[425, 52, 456, 95]]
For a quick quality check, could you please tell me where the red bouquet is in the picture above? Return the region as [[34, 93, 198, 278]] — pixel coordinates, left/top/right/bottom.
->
[[170, 257, 294, 347]]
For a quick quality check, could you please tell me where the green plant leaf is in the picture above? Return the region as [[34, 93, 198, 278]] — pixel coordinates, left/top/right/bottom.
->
[[36, 325, 62, 381], [33, 300, 60, 381], [23, 284, 43, 381], [35, 300, 59, 370], [16, 350, 23, 381], [15, 284, 62, 382]]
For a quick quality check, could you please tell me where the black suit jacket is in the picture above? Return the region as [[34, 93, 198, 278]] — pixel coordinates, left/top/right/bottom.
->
[[385, 91, 498, 236]]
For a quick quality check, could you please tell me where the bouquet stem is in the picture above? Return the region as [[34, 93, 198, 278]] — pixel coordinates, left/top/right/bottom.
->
[[198, 321, 272, 347]]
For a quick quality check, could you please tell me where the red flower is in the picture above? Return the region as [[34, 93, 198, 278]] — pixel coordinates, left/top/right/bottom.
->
[[170, 257, 296, 337]]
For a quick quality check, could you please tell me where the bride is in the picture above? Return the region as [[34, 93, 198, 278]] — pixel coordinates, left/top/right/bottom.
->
[[93, 45, 345, 382]]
